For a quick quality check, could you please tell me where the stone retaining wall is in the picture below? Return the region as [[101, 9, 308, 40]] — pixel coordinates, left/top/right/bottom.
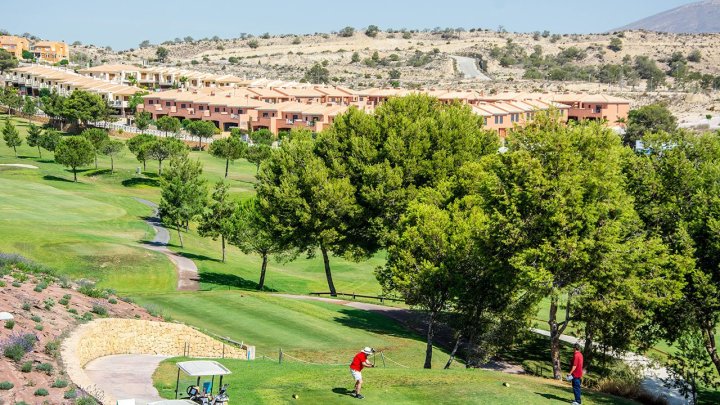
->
[[61, 318, 252, 404]]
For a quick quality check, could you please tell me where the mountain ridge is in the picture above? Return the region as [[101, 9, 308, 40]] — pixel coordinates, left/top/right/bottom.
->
[[616, 0, 720, 33]]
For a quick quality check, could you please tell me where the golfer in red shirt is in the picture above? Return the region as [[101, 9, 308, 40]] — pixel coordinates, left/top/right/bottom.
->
[[568, 343, 584, 405], [349, 347, 374, 399]]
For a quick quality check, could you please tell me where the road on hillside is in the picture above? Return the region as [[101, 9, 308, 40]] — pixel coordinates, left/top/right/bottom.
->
[[450, 56, 491, 81]]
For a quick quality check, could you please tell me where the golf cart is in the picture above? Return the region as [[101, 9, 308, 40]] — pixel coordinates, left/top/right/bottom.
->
[[173, 360, 232, 405]]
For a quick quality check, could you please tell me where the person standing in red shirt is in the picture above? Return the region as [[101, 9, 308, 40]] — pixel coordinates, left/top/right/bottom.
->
[[568, 343, 584, 405], [349, 347, 375, 399]]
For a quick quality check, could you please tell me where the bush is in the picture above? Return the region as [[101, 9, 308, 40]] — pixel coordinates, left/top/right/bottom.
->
[[31, 315, 41, 323], [2, 333, 38, 362], [20, 361, 32, 372], [45, 340, 60, 356], [81, 312, 93, 321], [12, 281, 21, 287], [248, 39, 259, 49], [52, 379, 68, 388], [22, 302, 30, 311], [76, 396, 98, 405], [68, 308, 78, 314], [34, 388, 49, 396], [36, 362, 53, 375], [4, 319, 14, 329], [43, 298, 55, 310], [0, 280, 5, 287], [59, 298, 69, 306], [78, 283, 103, 298], [34, 323, 43, 331], [64, 389, 77, 399], [0, 381, 13, 390], [91, 304, 107, 316], [108, 298, 118, 304]]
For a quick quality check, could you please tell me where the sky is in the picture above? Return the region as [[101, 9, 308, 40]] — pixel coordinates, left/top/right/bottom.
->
[[2, 0, 699, 50]]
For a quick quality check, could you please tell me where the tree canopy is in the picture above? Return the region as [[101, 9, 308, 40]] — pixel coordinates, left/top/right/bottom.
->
[[54, 136, 95, 182]]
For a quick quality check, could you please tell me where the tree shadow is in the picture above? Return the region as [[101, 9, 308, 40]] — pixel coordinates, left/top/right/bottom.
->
[[122, 177, 160, 188], [38, 159, 55, 164], [177, 251, 222, 263], [42, 175, 75, 183], [144, 172, 160, 179], [85, 169, 113, 177], [333, 308, 422, 341], [199, 272, 277, 292]]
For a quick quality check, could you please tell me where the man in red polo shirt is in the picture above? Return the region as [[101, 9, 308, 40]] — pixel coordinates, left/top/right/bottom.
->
[[568, 343, 584, 405], [349, 347, 374, 399]]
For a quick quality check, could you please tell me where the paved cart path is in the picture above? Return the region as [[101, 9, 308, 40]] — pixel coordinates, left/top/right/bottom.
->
[[84, 354, 168, 404], [135, 197, 200, 291]]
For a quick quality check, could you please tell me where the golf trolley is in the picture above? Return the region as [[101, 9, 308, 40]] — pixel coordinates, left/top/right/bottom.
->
[[173, 360, 232, 405], [186, 383, 229, 405]]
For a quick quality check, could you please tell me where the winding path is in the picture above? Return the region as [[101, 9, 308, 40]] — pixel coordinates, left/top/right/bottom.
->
[[135, 197, 199, 291]]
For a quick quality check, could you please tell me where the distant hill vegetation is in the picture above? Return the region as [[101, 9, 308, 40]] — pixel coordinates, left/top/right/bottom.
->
[[616, 0, 720, 33]]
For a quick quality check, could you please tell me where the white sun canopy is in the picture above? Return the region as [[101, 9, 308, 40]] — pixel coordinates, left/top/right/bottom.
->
[[177, 361, 232, 377]]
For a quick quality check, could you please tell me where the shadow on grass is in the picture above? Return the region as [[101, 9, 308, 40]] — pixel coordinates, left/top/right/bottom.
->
[[200, 272, 277, 292], [535, 392, 569, 402], [331, 387, 354, 397], [123, 177, 160, 188], [85, 168, 113, 177], [178, 251, 222, 263], [38, 159, 55, 164], [42, 175, 75, 183], [334, 308, 420, 340]]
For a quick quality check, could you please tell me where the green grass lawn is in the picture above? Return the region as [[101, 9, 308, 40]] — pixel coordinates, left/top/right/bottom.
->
[[153, 358, 636, 405]]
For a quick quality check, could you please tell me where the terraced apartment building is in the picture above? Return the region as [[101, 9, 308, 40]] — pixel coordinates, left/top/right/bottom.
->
[[2, 63, 630, 136]]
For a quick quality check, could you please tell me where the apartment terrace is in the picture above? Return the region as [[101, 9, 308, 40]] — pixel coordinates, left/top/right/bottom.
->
[[6, 65, 143, 111]]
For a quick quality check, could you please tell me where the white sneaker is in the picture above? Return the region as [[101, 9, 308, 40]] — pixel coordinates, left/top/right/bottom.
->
[[571, 402, 580, 405]]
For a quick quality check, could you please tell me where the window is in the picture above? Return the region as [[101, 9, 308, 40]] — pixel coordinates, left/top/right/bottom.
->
[[181, 104, 186, 108], [526, 112, 532, 120], [483, 117, 488, 125], [165, 102, 171, 107], [214, 107, 220, 113], [263, 112, 269, 118], [199, 106, 204, 111], [149, 100, 154, 105], [494, 115, 504, 125], [238, 109, 243, 114], [510, 114, 519, 123], [293, 114, 299, 120]]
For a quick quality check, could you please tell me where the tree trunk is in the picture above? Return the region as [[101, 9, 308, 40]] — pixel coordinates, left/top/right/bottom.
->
[[225, 158, 229, 178], [94, 154, 98, 169], [444, 334, 462, 369], [424, 310, 436, 369], [143, 159, 146, 171], [221, 234, 226, 263], [110, 156, 114, 173], [37, 145, 42, 158], [548, 296, 563, 380], [13, 145, 17, 157], [320, 244, 336, 296], [258, 253, 268, 290], [73, 167, 77, 182], [158, 159, 163, 175], [583, 324, 594, 372], [177, 226, 184, 248], [702, 324, 720, 376]]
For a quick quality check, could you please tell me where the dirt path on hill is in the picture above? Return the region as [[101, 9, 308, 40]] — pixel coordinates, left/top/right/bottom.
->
[[134, 197, 199, 291]]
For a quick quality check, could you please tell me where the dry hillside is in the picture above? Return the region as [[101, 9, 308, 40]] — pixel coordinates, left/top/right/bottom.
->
[[69, 28, 720, 120], [0, 266, 159, 404]]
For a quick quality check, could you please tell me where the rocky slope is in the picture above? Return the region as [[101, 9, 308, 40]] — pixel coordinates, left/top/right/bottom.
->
[[0, 264, 159, 405], [616, 0, 720, 33]]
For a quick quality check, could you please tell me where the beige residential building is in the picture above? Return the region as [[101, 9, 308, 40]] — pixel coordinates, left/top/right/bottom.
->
[[32, 41, 69, 63], [0, 36, 30, 59]]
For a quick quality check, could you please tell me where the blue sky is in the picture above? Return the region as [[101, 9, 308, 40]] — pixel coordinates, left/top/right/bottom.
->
[[2, 0, 697, 50]]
